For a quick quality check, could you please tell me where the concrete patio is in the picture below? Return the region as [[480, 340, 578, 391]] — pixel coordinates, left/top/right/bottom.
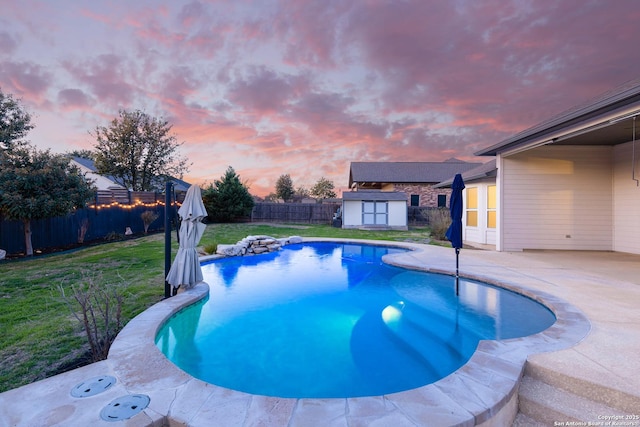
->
[[0, 240, 638, 426]]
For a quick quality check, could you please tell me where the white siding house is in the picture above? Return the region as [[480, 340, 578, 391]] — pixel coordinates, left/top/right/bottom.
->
[[342, 191, 408, 230], [435, 161, 498, 246], [498, 146, 613, 251], [70, 157, 125, 191], [476, 77, 640, 255]]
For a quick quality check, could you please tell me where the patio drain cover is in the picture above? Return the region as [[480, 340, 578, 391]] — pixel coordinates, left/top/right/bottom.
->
[[100, 394, 150, 422], [70, 375, 116, 398]]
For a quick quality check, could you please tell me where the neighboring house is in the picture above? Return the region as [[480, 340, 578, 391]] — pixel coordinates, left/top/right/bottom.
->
[[70, 157, 126, 191], [71, 157, 191, 203], [166, 176, 191, 195], [342, 190, 408, 230], [473, 77, 640, 255], [435, 160, 497, 246], [348, 159, 482, 207]]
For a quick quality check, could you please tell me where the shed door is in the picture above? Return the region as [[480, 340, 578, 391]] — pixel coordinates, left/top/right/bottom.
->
[[363, 201, 388, 225]]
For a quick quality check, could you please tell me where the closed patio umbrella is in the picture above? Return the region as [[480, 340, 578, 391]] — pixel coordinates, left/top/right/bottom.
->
[[445, 173, 465, 295], [166, 184, 208, 294]]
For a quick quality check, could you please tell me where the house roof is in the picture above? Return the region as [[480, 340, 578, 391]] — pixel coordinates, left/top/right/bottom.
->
[[342, 191, 408, 201], [476, 77, 640, 156], [71, 156, 125, 190], [73, 157, 191, 191], [349, 159, 482, 187], [434, 160, 497, 188], [72, 156, 97, 170]]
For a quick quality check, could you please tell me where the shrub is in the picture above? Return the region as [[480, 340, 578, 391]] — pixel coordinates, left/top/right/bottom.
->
[[141, 210, 159, 234], [104, 231, 124, 241], [202, 243, 218, 255], [58, 273, 129, 362], [77, 218, 89, 243], [425, 208, 451, 240]]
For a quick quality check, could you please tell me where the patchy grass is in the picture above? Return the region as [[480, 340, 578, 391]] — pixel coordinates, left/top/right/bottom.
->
[[0, 223, 433, 393]]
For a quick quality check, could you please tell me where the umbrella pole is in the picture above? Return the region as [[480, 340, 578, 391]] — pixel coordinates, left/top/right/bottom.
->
[[455, 247, 460, 296], [164, 182, 173, 299]]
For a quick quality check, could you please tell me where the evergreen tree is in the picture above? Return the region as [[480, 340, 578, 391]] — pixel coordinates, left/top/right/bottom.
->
[[202, 166, 255, 222], [275, 174, 295, 202], [310, 177, 336, 199]]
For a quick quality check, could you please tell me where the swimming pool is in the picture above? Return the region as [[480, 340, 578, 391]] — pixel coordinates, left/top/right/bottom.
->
[[156, 242, 555, 398]]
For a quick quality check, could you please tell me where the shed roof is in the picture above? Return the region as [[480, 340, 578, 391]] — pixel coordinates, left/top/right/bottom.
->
[[342, 191, 408, 201], [349, 159, 481, 187]]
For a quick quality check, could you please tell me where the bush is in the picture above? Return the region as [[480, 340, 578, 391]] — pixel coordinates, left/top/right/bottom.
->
[[202, 243, 218, 255], [425, 208, 451, 240], [58, 273, 129, 362], [141, 210, 159, 234], [104, 231, 124, 241]]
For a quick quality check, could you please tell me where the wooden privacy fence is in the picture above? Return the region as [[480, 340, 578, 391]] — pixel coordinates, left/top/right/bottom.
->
[[408, 206, 442, 225], [0, 189, 180, 256], [0, 197, 441, 255], [250, 203, 439, 225], [251, 202, 341, 224]]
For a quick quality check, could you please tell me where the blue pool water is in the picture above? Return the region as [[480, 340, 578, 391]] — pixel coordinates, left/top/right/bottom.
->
[[156, 242, 555, 398]]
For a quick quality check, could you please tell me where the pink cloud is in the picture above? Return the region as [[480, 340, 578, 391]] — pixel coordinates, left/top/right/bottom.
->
[[57, 88, 93, 110], [227, 66, 309, 114], [0, 61, 51, 104], [0, 31, 18, 55], [62, 54, 138, 107]]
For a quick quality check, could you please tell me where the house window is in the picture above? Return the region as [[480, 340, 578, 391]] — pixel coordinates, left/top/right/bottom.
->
[[487, 185, 496, 228], [466, 187, 478, 227], [410, 195, 420, 206], [363, 201, 388, 225], [437, 194, 447, 207]]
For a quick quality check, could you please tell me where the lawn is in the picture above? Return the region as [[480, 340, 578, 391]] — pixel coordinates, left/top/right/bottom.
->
[[0, 223, 432, 393]]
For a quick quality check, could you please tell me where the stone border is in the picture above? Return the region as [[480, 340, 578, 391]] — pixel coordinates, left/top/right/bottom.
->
[[107, 238, 590, 426], [216, 235, 303, 256]]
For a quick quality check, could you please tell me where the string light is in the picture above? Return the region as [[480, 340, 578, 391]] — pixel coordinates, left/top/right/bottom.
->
[[88, 200, 183, 210]]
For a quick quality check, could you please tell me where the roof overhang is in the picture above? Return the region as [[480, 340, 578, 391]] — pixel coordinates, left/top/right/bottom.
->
[[476, 87, 640, 157]]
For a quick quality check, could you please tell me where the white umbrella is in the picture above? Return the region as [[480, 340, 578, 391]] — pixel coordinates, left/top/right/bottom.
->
[[166, 185, 208, 293]]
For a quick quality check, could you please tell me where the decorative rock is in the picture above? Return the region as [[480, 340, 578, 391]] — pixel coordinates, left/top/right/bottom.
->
[[0, 249, 5, 260], [216, 235, 304, 258], [216, 244, 245, 256]]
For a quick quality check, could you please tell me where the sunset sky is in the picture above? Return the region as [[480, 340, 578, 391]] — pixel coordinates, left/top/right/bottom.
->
[[2, 0, 640, 196]]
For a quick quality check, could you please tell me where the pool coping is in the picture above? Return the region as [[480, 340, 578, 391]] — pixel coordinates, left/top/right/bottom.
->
[[106, 238, 591, 426]]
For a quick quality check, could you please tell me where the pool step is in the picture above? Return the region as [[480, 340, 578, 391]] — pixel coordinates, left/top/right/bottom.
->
[[381, 302, 470, 379], [516, 369, 637, 426]]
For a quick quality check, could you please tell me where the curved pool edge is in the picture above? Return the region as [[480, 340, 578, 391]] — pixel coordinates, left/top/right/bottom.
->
[[107, 238, 591, 427]]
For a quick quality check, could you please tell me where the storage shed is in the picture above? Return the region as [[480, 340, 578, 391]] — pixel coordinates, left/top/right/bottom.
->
[[341, 191, 408, 230]]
